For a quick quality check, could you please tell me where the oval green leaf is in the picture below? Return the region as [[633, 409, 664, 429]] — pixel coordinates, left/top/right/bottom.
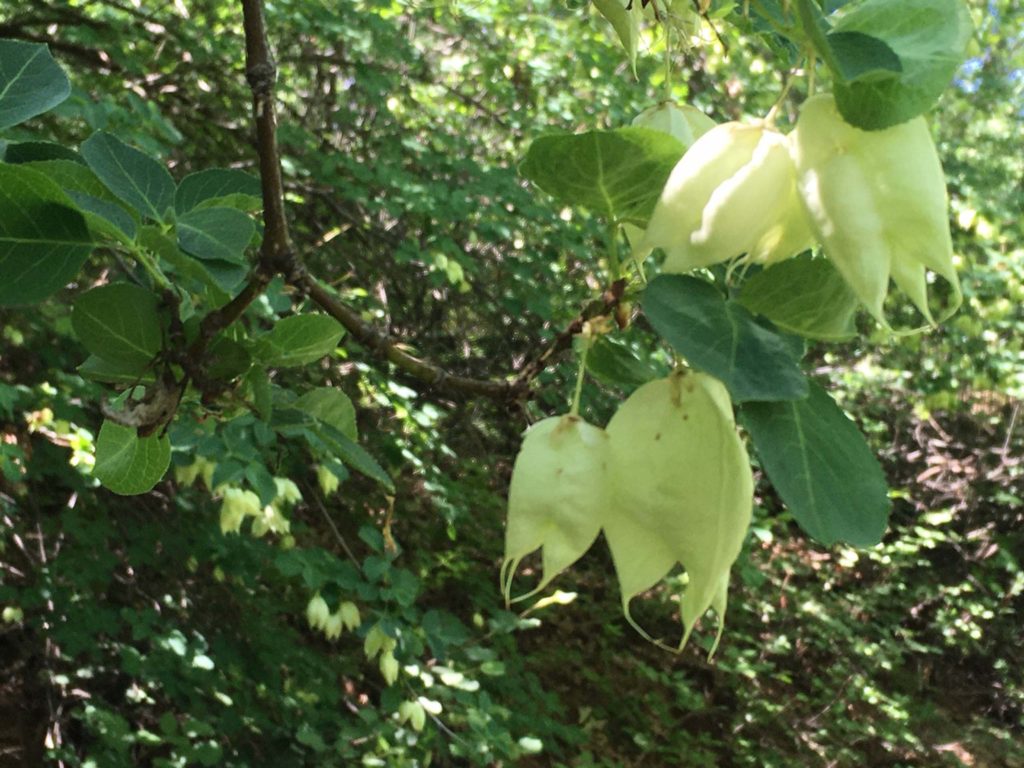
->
[[176, 206, 255, 264], [737, 255, 860, 341], [255, 314, 344, 368], [830, 0, 973, 129], [642, 275, 809, 402], [0, 164, 93, 306], [0, 40, 71, 130], [520, 127, 685, 224], [72, 282, 163, 370], [740, 381, 890, 547], [93, 420, 171, 496], [175, 168, 262, 214], [81, 131, 176, 223]]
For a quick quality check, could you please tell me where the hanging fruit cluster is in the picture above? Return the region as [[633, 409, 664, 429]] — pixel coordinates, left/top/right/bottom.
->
[[641, 93, 961, 329], [503, 371, 752, 654], [508, 0, 972, 654]]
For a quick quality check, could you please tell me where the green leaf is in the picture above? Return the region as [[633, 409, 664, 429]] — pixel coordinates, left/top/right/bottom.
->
[[830, 0, 973, 129], [196, 258, 249, 292], [585, 337, 660, 390], [740, 381, 890, 547], [591, 0, 642, 76], [293, 388, 358, 440], [138, 226, 231, 300], [176, 206, 254, 264], [26, 159, 139, 242], [255, 315, 344, 368], [3, 141, 82, 164], [206, 338, 252, 381], [737, 255, 860, 341], [80, 131, 176, 222], [175, 168, 262, 214], [0, 164, 93, 306], [93, 420, 171, 496], [642, 275, 809, 402], [824, 31, 902, 83], [520, 128, 685, 224], [78, 355, 155, 386], [72, 282, 163, 370], [0, 40, 71, 129], [312, 422, 393, 492]]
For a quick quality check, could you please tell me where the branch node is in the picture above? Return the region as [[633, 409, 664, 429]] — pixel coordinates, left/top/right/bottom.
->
[[246, 60, 277, 96]]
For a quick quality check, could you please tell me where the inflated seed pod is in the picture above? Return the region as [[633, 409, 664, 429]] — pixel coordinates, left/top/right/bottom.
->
[[502, 415, 611, 603], [604, 371, 753, 653], [632, 102, 716, 149], [641, 122, 814, 272], [790, 93, 961, 327]]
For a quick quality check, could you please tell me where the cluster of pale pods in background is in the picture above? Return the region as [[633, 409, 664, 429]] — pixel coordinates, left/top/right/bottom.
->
[[503, 92, 958, 651]]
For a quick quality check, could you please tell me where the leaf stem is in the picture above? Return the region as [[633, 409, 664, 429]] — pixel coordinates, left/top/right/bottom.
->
[[132, 245, 173, 291], [570, 333, 591, 416]]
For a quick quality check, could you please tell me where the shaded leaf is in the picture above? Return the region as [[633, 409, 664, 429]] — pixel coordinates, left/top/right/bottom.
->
[[0, 40, 71, 129], [72, 282, 163, 370], [740, 381, 890, 547], [78, 355, 155, 386], [738, 255, 860, 341], [642, 275, 809, 402], [0, 164, 92, 306], [585, 336, 660, 390], [3, 141, 82, 164], [26, 159, 139, 242], [830, 0, 973, 129], [293, 387, 358, 440], [824, 31, 902, 83], [176, 168, 262, 213], [81, 131, 176, 222], [177, 206, 255, 264], [93, 420, 171, 495], [255, 314, 344, 368]]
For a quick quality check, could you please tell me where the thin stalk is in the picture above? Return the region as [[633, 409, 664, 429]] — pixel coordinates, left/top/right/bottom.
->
[[570, 334, 591, 416], [132, 246, 173, 291]]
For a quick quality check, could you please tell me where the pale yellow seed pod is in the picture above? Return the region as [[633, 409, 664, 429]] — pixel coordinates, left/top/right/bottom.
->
[[641, 122, 814, 272], [219, 487, 261, 535], [339, 601, 361, 631], [316, 464, 340, 496], [323, 610, 343, 641], [790, 93, 960, 327], [305, 593, 330, 630], [380, 651, 400, 686], [604, 371, 753, 654], [502, 415, 612, 603], [398, 700, 427, 732], [632, 102, 717, 149], [364, 624, 388, 660], [274, 477, 303, 506]]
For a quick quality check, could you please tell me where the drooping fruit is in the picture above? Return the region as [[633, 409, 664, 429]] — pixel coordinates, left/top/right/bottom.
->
[[604, 371, 753, 653], [790, 93, 961, 327], [502, 415, 611, 603], [640, 121, 814, 272]]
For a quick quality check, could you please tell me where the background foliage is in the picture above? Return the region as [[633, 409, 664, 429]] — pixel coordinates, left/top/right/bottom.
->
[[0, 0, 1021, 766]]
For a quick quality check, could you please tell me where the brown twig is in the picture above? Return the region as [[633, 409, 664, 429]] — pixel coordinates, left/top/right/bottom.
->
[[235, 0, 625, 403], [302, 277, 523, 401]]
